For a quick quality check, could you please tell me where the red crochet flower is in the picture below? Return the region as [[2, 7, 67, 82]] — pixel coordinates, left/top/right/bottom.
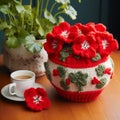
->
[[24, 88, 50, 111], [75, 22, 97, 35], [95, 23, 106, 32], [52, 22, 70, 36], [96, 32, 119, 56], [44, 22, 118, 59], [72, 34, 96, 58], [44, 33, 64, 54], [66, 25, 80, 43], [52, 22, 71, 43]]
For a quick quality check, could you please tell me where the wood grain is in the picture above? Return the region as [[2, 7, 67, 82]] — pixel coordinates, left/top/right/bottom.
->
[[0, 51, 120, 120]]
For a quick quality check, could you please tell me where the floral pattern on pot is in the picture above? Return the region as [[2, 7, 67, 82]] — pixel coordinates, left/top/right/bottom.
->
[[45, 58, 113, 92]]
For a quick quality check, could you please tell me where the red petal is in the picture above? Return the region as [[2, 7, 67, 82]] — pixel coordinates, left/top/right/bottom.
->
[[42, 97, 51, 109], [36, 88, 47, 97], [95, 23, 106, 32], [24, 88, 36, 98]]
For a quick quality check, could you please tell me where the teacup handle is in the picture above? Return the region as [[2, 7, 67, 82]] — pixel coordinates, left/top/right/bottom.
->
[[9, 83, 16, 96]]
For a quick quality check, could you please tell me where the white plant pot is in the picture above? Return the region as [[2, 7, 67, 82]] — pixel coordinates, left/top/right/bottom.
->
[[3, 40, 48, 77]]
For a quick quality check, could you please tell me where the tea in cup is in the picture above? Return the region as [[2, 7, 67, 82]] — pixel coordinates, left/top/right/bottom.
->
[[9, 70, 35, 97]]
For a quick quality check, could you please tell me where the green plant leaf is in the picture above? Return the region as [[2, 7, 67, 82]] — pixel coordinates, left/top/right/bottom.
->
[[25, 42, 42, 54], [0, 5, 10, 14], [25, 35, 42, 53], [5, 36, 20, 48], [58, 16, 65, 23], [44, 9, 56, 24], [16, 4, 25, 13], [39, 19, 54, 38], [25, 34, 36, 44], [35, 18, 45, 37], [64, 5, 77, 20], [0, 21, 11, 30]]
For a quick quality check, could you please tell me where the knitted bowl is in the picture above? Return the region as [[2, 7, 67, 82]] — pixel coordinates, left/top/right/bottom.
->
[[45, 57, 113, 102], [44, 22, 118, 102]]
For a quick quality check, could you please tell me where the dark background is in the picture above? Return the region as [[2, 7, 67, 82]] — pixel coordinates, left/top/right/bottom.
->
[[0, 0, 120, 53]]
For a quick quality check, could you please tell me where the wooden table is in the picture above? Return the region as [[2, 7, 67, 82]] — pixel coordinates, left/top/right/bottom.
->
[[0, 51, 120, 120]]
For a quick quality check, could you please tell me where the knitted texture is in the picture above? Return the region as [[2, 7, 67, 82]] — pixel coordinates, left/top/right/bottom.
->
[[44, 22, 118, 68], [44, 22, 118, 102], [52, 83, 104, 102]]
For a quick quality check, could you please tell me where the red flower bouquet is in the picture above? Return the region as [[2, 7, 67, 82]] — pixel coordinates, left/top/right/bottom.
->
[[44, 22, 118, 102], [24, 88, 50, 111]]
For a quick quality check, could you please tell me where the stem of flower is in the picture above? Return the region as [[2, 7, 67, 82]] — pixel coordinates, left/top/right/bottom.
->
[[50, 2, 57, 13], [30, 0, 33, 31], [39, 0, 43, 17], [45, 0, 49, 10], [20, 0, 22, 4], [36, 0, 40, 18], [54, 10, 64, 18], [30, 0, 32, 6]]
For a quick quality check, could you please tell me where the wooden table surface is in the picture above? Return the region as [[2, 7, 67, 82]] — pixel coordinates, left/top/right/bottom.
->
[[0, 51, 120, 120]]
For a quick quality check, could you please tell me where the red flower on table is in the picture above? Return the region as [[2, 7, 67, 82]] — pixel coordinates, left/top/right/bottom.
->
[[44, 33, 64, 54], [72, 34, 97, 58], [24, 88, 50, 111], [96, 32, 119, 56]]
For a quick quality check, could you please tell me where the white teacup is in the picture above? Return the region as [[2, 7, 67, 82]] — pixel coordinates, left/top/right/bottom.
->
[[9, 70, 35, 98]]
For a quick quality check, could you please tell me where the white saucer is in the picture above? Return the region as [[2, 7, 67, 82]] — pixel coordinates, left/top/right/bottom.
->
[[1, 83, 44, 102]]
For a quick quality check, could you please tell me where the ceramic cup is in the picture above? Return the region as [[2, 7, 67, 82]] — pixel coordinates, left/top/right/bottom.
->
[[9, 70, 35, 98]]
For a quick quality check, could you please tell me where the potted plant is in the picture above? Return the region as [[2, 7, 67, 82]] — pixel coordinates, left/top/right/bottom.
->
[[44, 22, 118, 102], [0, 0, 82, 77]]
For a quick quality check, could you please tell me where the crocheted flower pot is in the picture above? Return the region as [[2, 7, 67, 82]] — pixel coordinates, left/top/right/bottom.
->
[[44, 22, 118, 102]]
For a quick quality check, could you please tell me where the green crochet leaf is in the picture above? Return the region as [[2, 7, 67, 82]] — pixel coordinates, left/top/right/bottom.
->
[[60, 79, 69, 90], [68, 73, 77, 83], [76, 83, 83, 91], [96, 78, 107, 89], [60, 46, 72, 61], [95, 65, 105, 77], [57, 66, 66, 78], [68, 71, 88, 91], [60, 50, 69, 61], [92, 53, 101, 61], [44, 62, 51, 81]]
